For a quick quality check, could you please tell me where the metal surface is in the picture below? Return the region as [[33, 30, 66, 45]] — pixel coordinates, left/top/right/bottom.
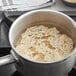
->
[[0, 0, 76, 12], [45, 0, 76, 12], [0, 48, 16, 76], [9, 10, 76, 76], [0, 54, 15, 66], [1, 0, 55, 11], [0, 10, 76, 76]]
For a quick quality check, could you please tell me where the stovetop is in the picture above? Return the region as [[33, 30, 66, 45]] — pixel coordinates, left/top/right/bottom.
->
[[0, 11, 76, 76]]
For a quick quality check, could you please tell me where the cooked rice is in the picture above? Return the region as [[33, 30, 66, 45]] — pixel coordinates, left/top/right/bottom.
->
[[15, 25, 73, 62]]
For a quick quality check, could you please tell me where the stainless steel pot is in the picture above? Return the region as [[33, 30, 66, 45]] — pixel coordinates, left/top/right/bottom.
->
[[0, 9, 76, 76]]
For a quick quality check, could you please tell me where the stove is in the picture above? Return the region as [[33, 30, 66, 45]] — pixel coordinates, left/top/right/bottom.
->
[[0, 11, 76, 76]]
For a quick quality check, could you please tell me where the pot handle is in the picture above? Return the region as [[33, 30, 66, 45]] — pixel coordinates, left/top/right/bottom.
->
[[0, 54, 16, 66]]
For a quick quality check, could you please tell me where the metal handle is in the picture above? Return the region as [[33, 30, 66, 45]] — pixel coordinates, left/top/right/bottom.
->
[[0, 54, 15, 66]]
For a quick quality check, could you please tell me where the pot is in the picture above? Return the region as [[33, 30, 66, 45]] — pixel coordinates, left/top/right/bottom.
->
[[0, 9, 76, 76]]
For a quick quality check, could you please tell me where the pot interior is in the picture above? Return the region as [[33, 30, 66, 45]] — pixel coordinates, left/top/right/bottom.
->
[[10, 10, 76, 52]]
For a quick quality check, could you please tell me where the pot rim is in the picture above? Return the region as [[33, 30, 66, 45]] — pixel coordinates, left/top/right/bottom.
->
[[9, 9, 76, 64]]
